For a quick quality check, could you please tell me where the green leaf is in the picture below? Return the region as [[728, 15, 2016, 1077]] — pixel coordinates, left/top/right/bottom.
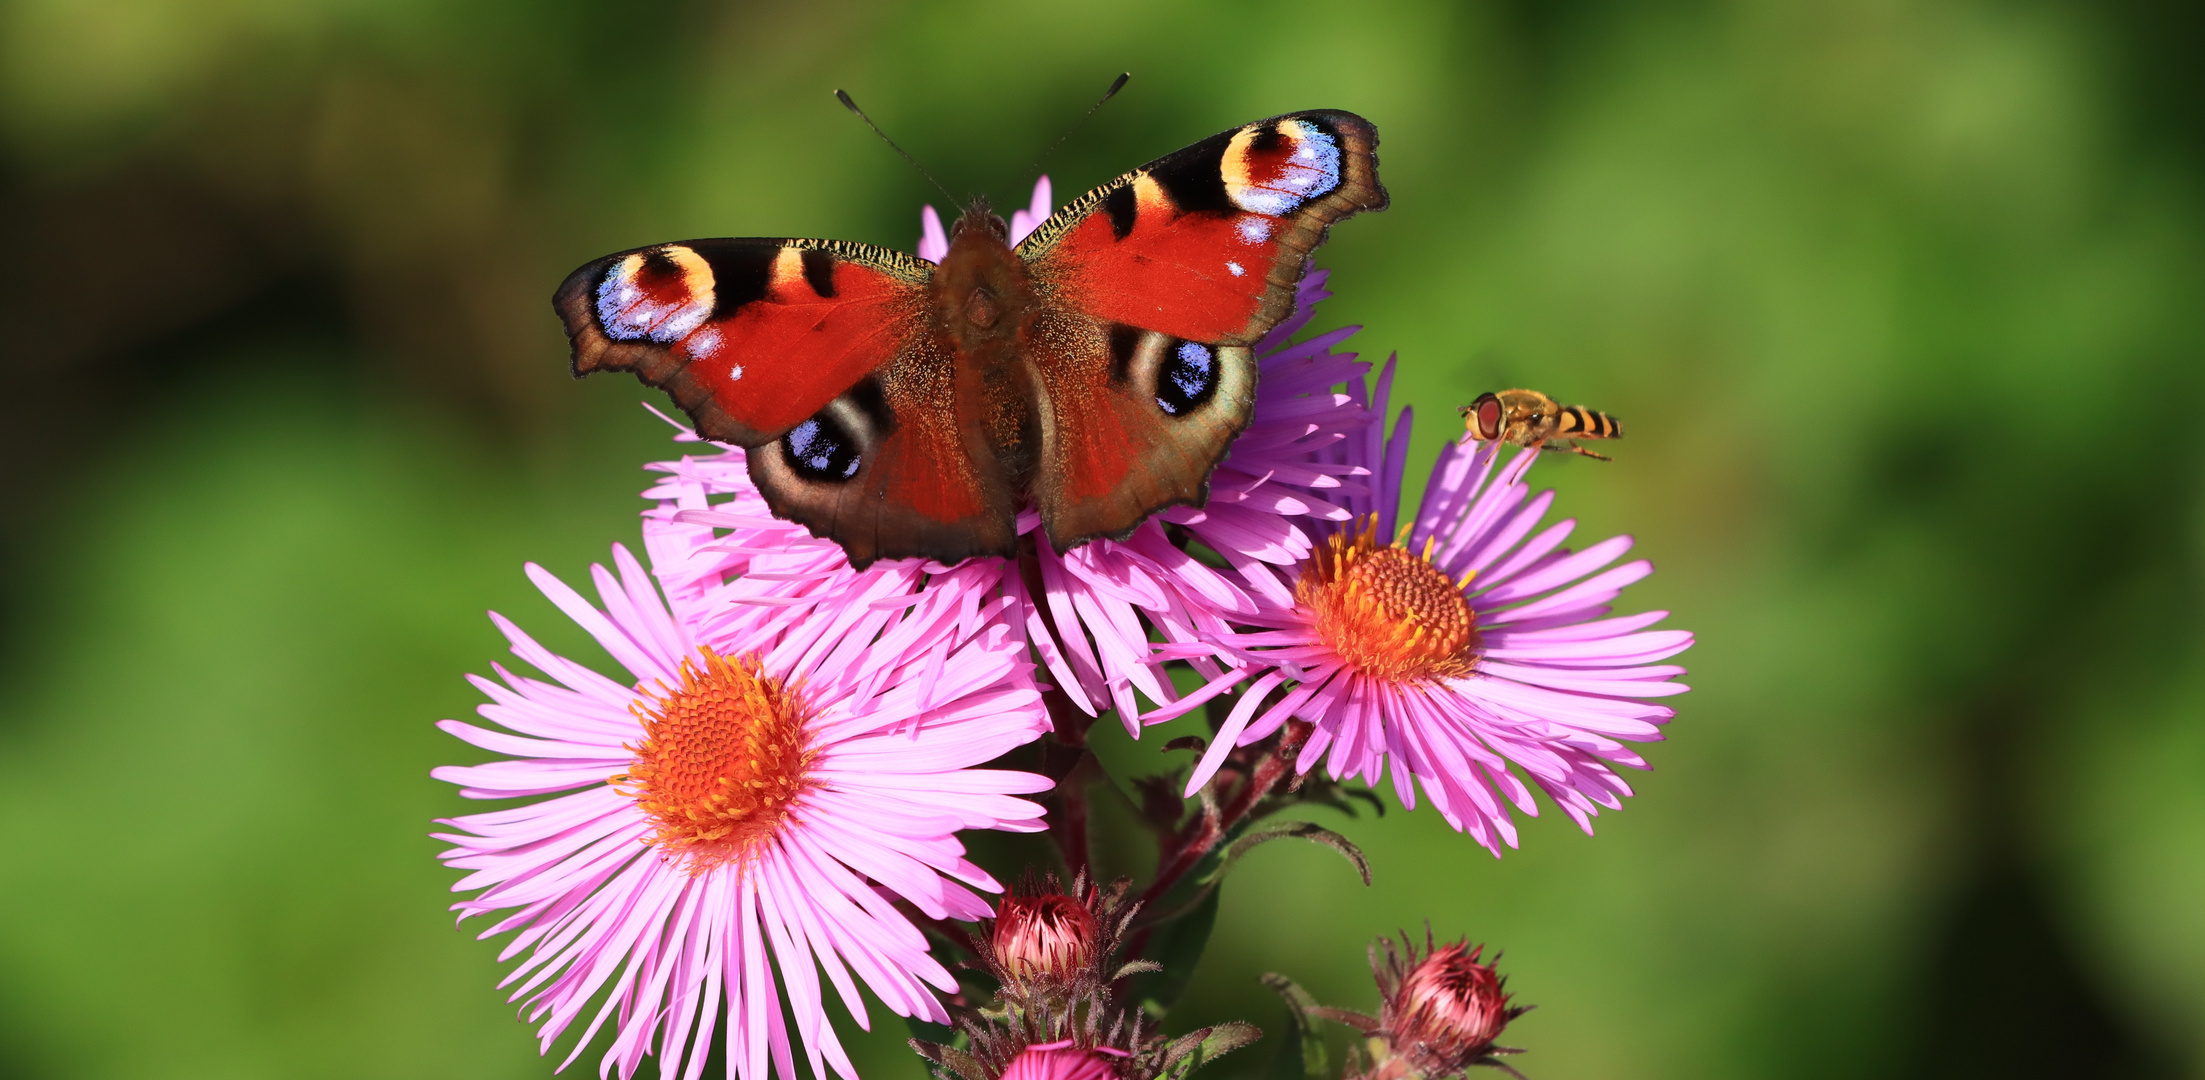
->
[[1307, 1005, 1380, 1032], [1136, 885, 1220, 1018], [1261, 973, 1329, 1080], [1205, 820, 1371, 887], [1112, 959, 1163, 979], [1160, 1021, 1264, 1080]]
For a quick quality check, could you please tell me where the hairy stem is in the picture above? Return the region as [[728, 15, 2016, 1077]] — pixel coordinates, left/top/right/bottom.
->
[[1125, 721, 1312, 959], [1019, 536, 1099, 876]]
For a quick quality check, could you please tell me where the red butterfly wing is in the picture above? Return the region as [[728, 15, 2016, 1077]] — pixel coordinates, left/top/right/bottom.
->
[[1018, 111, 1386, 346], [1023, 316, 1259, 549], [1015, 111, 1387, 548], [554, 238, 931, 445], [555, 238, 1017, 567], [743, 336, 1022, 568]]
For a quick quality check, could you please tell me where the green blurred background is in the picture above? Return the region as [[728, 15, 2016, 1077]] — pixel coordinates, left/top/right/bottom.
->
[[2, 1, 2201, 1077]]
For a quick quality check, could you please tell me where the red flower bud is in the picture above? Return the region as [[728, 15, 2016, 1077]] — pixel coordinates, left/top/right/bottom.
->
[[993, 892, 1100, 987], [1377, 937, 1526, 1077]]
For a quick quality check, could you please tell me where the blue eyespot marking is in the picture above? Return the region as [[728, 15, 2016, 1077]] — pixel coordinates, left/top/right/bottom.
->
[[783, 417, 862, 481], [1157, 341, 1219, 416]]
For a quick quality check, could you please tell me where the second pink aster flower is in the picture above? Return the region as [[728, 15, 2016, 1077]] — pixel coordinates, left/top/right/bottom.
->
[[1179, 365, 1693, 856]]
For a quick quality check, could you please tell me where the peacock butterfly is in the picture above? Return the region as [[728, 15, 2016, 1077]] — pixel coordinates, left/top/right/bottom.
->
[[553, 110, 1387, 568]]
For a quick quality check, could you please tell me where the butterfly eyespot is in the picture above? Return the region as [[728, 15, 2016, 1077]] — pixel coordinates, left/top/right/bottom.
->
[[781, 417, 863, 482], [1222, 118, 1343, 216], [1157, 341, 1219, 417], [596, 246, 715, 343]]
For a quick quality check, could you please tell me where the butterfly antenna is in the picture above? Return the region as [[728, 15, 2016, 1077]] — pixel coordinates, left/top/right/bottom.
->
[[1029, 72, 1131, 176], [834, 89, 958, 206]]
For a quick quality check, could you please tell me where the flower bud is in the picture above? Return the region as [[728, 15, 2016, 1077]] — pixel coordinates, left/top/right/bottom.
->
[[993, 892, 1100, 987], [1378, 938, 1525, 1077]]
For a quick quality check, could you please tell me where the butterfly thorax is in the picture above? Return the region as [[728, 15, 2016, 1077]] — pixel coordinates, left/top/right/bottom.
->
[[936, 199, 1041, 485], [937, 200, 1025, 336]]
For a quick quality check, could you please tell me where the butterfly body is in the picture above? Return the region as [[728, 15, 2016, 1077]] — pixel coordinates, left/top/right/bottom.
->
[[558, 110, 1387, 567], [934, 202, 1039, 484]]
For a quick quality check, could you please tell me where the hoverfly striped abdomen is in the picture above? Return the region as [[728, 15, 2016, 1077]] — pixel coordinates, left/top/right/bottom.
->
[[1458, 388, 1622, 461], [1555, 404, 1621, 440]]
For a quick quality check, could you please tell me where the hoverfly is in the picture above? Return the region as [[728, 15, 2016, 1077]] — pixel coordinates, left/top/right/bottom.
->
[[1459, 389, 1622, 461]]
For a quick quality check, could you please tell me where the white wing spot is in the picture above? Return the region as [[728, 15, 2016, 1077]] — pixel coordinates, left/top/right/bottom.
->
[[730, 364, 745, 381], [684, 327, 723, 360], [1226, 261, 1245, 277]]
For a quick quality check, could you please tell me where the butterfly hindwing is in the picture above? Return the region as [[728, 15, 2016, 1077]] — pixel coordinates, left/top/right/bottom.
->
[[1014, 109, 1385, 547], [745, 337, 1022, 568], [553, 238, 932, 445], [1025, 312, 1257, 548]]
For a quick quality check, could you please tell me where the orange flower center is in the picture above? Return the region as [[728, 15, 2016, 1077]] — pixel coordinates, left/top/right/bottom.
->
[[1297, 518, 1479, 684], [615, 648, 813, 873]]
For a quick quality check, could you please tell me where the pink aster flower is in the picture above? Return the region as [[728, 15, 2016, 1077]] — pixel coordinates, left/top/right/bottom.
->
[[1000, 1041, 1130, 1080], [639, 416, 1014, 653], [917, 1008, 1257, 1080], [433, 541, 1051, 1080], [1178, 363, 1693, 856]]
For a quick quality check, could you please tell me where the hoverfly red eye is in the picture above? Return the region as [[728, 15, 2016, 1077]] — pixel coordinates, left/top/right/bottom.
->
[[1474, 395, 1503, 441]]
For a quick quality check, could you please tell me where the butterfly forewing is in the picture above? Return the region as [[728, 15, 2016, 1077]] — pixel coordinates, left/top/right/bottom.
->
[[1017, 111, 1386, 345], [554, 238, 933, 445], [555, 236, 1024, 565]]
